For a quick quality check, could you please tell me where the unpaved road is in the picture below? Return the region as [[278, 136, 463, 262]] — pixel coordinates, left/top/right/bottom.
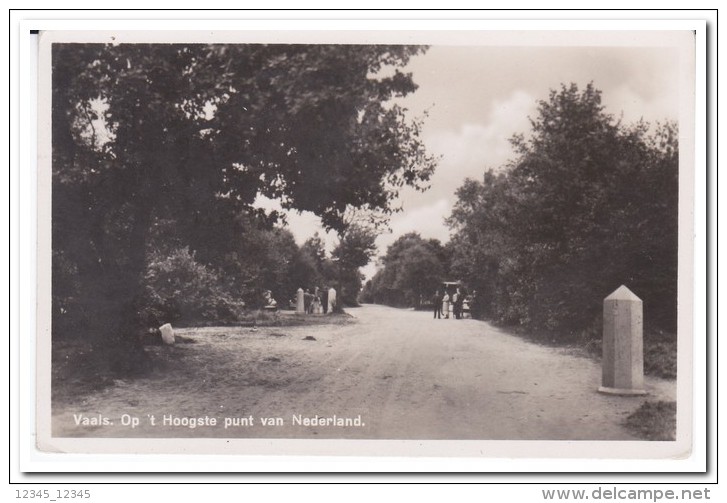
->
[[52, 304, 675, 440]]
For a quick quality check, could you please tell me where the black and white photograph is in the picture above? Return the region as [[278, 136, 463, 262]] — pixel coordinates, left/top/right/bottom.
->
[[34, 27, 696, 458]]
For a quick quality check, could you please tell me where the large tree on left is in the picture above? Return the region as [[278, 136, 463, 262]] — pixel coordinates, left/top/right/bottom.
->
[[52, 43, 435, 373]]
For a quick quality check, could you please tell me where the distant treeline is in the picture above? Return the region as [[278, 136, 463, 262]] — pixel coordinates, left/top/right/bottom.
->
[[360, 233, 450, 309], [365, 83, 678, 341]]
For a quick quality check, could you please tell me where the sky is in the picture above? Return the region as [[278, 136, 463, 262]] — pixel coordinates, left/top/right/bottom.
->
[[258, 43, 683, 280]]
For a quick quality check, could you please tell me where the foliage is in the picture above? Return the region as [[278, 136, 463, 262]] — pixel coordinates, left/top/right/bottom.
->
[[52, 43, 436, 372], [292, 232, 338, 301], [142, 247, 245, 326], [301, 233, 328, 269], [643, 339, 678, 380], [332, 224, 378, 305], [362, 233, 447, 308], [333, 225, 378, 270], [446, 83, 678, 338], [221, 218, 300, 308], [289, 246, 327, 299]]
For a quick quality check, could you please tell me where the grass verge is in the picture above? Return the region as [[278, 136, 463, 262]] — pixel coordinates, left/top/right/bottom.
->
[[181, 309, 356, 328], [52, 310, 355, 402], [624, 400, 676, 440]]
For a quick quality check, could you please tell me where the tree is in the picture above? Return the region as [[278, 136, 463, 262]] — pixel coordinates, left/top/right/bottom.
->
[[366, 233, 447, 308], [331, 224, 378, 305], [446, 83, 678, 337], [52, 43, 436, 373], [301, 233, 327, 270], [445, 173, 516, 321], [393, 243, 445, 308], [225, 223, 300, 308]]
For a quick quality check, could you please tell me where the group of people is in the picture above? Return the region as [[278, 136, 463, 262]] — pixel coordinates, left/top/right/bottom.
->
[[432, 288, 466, 320], [301, 286, 335, 314]]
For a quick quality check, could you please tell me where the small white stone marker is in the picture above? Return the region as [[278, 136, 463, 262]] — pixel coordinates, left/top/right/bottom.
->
[[327, 287, 337, 313], [296, 288, 305, 314], [159, 323, 175, 345], [599, 285, 646, 396]]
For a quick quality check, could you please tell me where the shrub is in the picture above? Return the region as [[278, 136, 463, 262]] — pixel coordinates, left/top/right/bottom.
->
[[141, 247, 245, 326]]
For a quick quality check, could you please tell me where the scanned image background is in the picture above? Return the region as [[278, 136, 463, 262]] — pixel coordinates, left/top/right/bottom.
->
[[36, 30, 695, 457]]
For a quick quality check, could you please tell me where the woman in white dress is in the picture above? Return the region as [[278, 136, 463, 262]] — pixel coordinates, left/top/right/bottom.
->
[[442, 292, 450, 319]]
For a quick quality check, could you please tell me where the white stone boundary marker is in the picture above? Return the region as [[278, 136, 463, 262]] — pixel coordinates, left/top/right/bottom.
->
[[598, 285, 647, 396], [296, 288, 305, 314], [159, 323, 175, 345], [327, 287, 336, 314]]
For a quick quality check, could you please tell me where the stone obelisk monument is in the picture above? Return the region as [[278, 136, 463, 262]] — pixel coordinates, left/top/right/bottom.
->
[[599, 285, 646, 395]]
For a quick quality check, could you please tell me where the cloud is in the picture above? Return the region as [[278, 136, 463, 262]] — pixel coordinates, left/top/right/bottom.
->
[[424, 90, 535, 196], [384, 199, 451, 246], [359, 199, 452, 281], [385, 89, 536, 230], [603, 83, 679, 126], [359, 90, 539, 280]]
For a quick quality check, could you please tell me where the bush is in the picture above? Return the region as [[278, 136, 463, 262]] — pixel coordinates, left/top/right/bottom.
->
[[643, 327, 678, 379], [141, 247, 245, 326], [578, 318, 676, 379]]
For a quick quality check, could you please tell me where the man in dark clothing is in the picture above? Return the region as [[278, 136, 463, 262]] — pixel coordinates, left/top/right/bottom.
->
[[453, 288, 463, 319], [321, 287, 329, 314], [433, 290, 442, 319], [469, 290, 479, 319], [304, 289, 314, 313]]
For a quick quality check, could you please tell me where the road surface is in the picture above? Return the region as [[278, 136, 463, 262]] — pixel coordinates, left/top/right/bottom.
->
[[52, 304, 675, 440]]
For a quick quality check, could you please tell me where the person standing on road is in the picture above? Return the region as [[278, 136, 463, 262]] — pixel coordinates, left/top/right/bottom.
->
[[454, 288, 464, 319], [442, 291, 450, 319], [433, 290, 442, 319], [304, 289, 314, 313], [321, 286, 329, 314]]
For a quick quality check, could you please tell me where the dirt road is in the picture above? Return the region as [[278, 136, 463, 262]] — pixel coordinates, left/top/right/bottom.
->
[[52, 304, 675, 440]]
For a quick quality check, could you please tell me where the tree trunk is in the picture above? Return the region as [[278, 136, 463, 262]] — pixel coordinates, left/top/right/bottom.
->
[[69, 200, 154, 377]]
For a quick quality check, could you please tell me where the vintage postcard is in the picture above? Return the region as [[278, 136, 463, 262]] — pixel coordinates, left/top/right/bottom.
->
[[34, 25, 698, 462]]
